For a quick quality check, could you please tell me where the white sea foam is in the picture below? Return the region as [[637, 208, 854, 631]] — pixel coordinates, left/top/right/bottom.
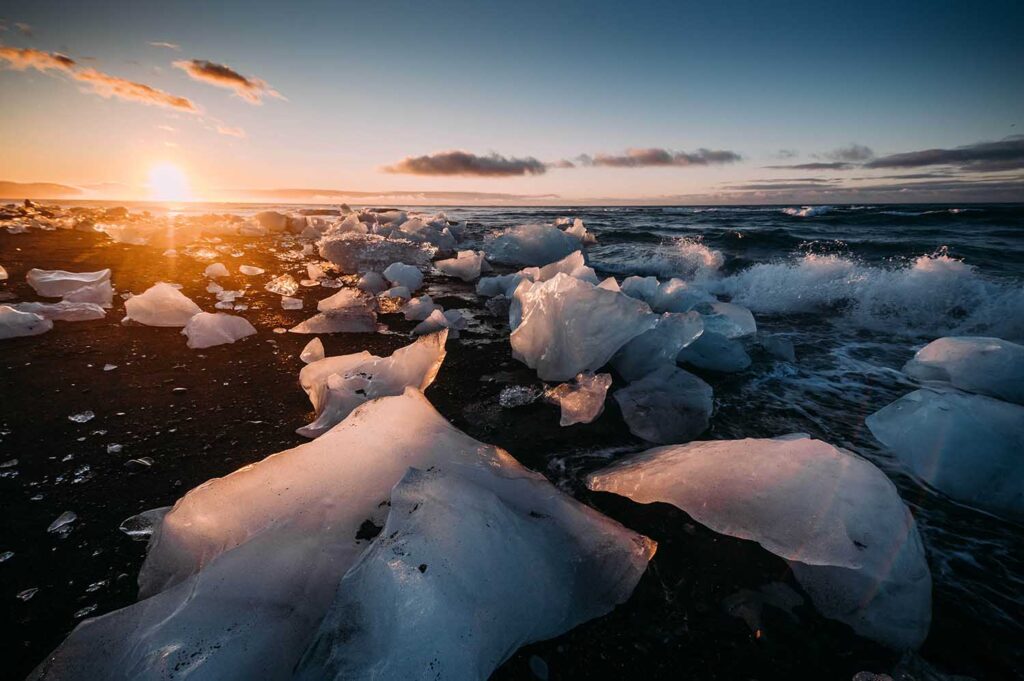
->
[[599, 236, 724, 280], [782, 205, 833, 217], [716, 250, 1024, 339]]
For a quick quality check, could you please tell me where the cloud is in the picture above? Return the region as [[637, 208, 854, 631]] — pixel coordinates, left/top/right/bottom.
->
[[865, 137, 1024, 172], [215, 123, 246, 138], [0, 46, 198, 112], [173, 59, 282, 104], [149, 41, 181, 51], [581, 147, 742, 168], [823, 144, 874, 161], [383, 150, 548, 177], [0, 45, 76, 72], [763, 162, 856, 170], [15, 22, 33, 37], [72, 68, 197, 111], [548, 159, 576, 169]]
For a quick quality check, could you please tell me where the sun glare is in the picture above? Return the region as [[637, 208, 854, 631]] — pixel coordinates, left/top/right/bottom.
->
[[147, 162, 192, 202]]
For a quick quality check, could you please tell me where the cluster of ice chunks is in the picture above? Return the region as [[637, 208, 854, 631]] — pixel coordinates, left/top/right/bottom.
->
[[319, 232, 435, 273], [296, 331, 448, 438], [477, 251, 599, 307], [587, 434, 933, 649], [511, 273, 656, 381], [0, 305, 53, 339], [30, 390, 655, 681], [619, 275, 714, 313], [182, 312, 257, 349], [867, 386, 1024, 520], [435, 250, 486, 281], [613, 365, 713, 443], [562, 217, 597, 245], [486, 224, 583, 266], [123, 283, 201, 327], [543, 372, 612, 426]]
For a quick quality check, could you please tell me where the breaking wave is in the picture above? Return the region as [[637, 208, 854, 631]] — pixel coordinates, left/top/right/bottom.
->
[[715, 249, 1024, 339], [782, 205, 833, 217]]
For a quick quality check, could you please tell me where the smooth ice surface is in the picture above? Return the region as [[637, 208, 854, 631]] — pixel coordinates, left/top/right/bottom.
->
[[677, 330, 751, 372], [296, 332, 448, 438], [867, 387, 1024, 519], [487, 224, 582, 266], [182, 313, 257, 349], [620, 276, 714, 313], [0, 305, 53, 339], [0, 264, 6, 281], [239, 265, 264, 276], [28, 390, 654, 681], [613, 365, 713, 443], [316, 288, 375, 314], [356, 271, 388, 295], [123, 283, 201, 327], [289, 309, 377, 334], [281, 296, 303, 310], [436, 250, 485, 281], [204, 263, 229, 279], [26, 268, 111, 298], [294, 466, 652, 681], [61, 279, 113, 308], [587, 435, 932, 649], [383, 262, 424, 291], [511, 273, 656, 381], [612, 312, 703, 382], [698, 302, 757, 339], [300, 338, 325, 364], [401, 294, 442, 321], [544, 372, 612, 426], [901, 336, 1024, 405], [12, 301, 106, 322]]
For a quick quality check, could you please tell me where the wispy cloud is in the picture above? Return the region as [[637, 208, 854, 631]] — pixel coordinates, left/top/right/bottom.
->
[[764, 162, 856, 170], [383, 150, 548, 177], [0, 46, 198, 112], [149, 41, 181, 51], [215, 123, 246, 138], [15, 22, 33, 37], [173, 59, 283, 104], [822, 143, 874, 162], [865, 137, 1024, 172], [579, 147, 742, 168]]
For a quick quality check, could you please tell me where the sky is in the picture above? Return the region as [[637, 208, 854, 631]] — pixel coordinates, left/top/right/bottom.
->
[[0, 0, 1022, 204]]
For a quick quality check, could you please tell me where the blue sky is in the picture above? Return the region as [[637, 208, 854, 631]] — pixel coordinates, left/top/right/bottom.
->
[[1, 0, 1022, 203]]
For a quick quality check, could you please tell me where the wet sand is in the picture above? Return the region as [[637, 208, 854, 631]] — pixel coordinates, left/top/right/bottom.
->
[[0, 226, 980, 680]]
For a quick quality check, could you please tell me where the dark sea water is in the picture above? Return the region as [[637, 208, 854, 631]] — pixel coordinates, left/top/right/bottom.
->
[[4, 201, 1023, 679]]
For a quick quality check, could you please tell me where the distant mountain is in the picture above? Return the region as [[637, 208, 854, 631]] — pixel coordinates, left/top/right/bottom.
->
[[0, 181, 83, 199]]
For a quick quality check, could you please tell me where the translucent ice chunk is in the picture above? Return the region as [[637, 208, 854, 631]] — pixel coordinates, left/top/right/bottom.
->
[[612, 312, 703, 381], [867, 387, 1024, 520], [123, 283, 201, 327], [401, 294, 442, 321], [26, 268, 111, 298], [677, 330, 751, 373], [0, 305, 53, 339], [12, 301, 105, 322], [383, 262, 424, 291], [239, 265, 265, 276], [265, 274, 299, 296], [613, 365, 713, 443], [587, 434, 932, 649], [544, 372, 612, 426], [901, 336, 1024, 405], [182, 312, 257, 349], [281, 296, 303, 310], [300, 338, 325, 364], [487, 224, 581, 266], [435, 250, 485, 282], [204, 263, 230, 279], [511, 273, 655, 381]]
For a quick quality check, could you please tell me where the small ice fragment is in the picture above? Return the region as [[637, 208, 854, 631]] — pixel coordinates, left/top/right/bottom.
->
[[125, 457, 155, 471], [300, 338, 325, 364], [107, 444, 123, 454], [435, 250, 485, 281], [47, 511, 77, 533], [381, 285, 411, 300], [411, 308, 459, 338], [182, 313, 257, 349], [0, 550, 12, 562], [499, 385, 542, 408], [265, 274, 300, 296], [357, 271, 388, 295], [307, 263, 325, 280], [614, 365, 713, 444], [69, 411, 95, 424], [103, 364, 117, 371], [281, 296, 303, 310], [118, 507, 170, 541], [206, 282, 224, 294], [12, 301, 106, 322], [239, 265, 265, 276], [17, 588, 38, 601], [400, 294, 441, 322], [677, 331, 751, 373], [544, 372, 612, 426], [74, 605, 98, 618], [0, 265, 7, 281], [204, 263, 230, 279]]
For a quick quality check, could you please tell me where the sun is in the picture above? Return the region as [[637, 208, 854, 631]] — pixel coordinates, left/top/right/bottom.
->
[[147, 162, 192, 202]]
